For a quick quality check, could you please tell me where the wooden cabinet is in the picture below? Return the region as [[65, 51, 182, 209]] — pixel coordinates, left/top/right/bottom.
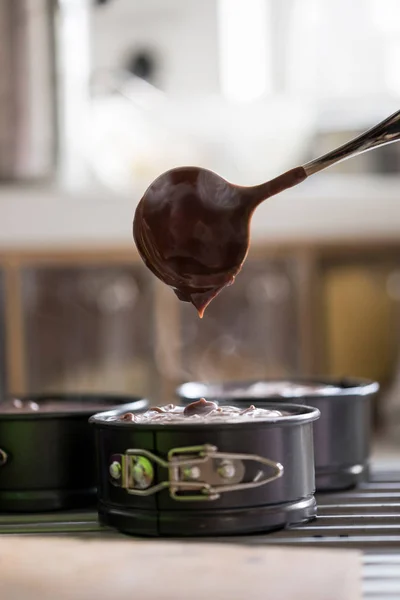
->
[[20, 265, 156, 398], [0, 271, 6, 398], [0, 242, 398, 427], [321, 263, 398, 383]]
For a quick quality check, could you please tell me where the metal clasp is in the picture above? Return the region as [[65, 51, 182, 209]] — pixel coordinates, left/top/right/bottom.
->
[[108, 444, 283, 502], [0, 448, 7, 467]]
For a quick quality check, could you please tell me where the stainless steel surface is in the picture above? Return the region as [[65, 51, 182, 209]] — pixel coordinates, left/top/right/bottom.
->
[[0, 0, 91, 183], [0, 467, 398, 543], [0, 0, 56, 180], [303, 109, 400, 176]]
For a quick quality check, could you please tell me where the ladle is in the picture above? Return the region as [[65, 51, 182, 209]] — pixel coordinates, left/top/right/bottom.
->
[[133, 109, 400, 317]]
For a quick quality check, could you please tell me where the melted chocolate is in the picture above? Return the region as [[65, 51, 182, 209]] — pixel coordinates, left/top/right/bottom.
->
[[133, 166, 306, 316], [116, 400, 284, 424], [183, 398, 217, 416]]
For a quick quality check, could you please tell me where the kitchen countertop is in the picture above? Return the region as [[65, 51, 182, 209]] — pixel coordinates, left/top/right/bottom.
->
[[0, 173, 399, 250], [0, 537, 361, 600]]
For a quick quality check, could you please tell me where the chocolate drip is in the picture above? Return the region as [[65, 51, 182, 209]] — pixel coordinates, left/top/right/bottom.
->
[[183, 398, 218, 417]]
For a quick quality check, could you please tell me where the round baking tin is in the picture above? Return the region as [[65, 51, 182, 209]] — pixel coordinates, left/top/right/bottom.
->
[[90, 402, 320, 537], [177, 377, 380, 492], [0, 393, 148, 512]]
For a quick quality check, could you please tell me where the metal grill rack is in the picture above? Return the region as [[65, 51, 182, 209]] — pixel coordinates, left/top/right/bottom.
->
[[1, 467, 399, 599]]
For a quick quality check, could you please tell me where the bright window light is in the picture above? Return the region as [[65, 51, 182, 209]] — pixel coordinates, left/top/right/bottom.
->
[[217, 0, 271, 103], [385, 41, 400, 96], [369, 0, 400, 95], [369, 0, 400, 34]]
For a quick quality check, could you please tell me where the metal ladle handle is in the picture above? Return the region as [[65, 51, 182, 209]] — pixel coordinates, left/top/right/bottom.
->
[[302, 109, 400, 176]]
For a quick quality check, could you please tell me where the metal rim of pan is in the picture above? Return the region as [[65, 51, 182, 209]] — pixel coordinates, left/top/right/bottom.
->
[[0, 395, 149, 420], [176, 377, 380, 401]]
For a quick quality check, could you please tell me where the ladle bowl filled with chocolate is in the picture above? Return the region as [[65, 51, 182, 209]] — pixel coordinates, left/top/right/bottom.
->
[[177, 378, 380, 492], [0, 393, 148, 512], [90, 399, 320, 537], [133, 109, 400, 316]]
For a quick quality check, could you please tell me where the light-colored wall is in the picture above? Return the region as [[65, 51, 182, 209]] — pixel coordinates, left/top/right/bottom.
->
[[92, 0, 220, 95], [1, 0, 400, 248]]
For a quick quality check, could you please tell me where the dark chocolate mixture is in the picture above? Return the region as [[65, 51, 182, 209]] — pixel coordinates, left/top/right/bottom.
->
[[133, 166, 306, 317], [118, 398, 284, 424]]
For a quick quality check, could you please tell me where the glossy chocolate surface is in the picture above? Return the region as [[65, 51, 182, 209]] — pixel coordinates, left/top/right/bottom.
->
[[133, 166, 306, 316]]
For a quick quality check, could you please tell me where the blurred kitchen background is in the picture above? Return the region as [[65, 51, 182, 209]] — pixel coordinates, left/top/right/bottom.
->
[[1, 0, 400, 451]]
